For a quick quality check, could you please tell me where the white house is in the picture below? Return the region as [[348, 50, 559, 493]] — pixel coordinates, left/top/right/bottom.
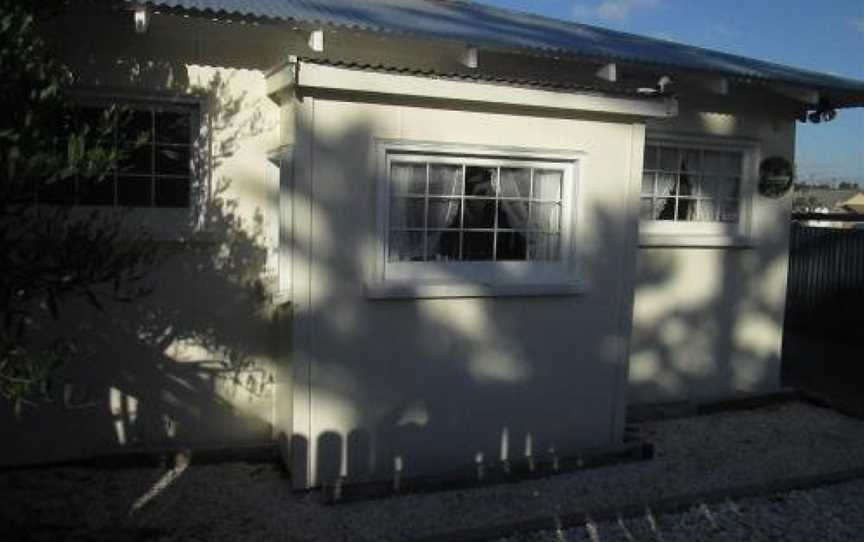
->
[[4, 0, 864, 489]]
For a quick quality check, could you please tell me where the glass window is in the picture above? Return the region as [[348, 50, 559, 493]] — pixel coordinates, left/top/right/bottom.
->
[[641, 143, 742, 223], [39, 102, 196, 208], [388, 158, 566, 262]]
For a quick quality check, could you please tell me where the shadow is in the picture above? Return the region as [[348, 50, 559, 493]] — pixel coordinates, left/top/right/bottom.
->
[[3, 9, 285, 466], [3, 5, 802, 503]]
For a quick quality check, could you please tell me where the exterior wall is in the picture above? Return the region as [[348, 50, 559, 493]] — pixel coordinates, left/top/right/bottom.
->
[[3, 5, 800, 471], [287, 92, 644, 487], [629, 93, 796, 404], [2, 11, 287, 466]]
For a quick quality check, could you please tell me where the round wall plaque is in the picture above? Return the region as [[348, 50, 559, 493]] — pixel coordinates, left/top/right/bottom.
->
[[758, 156, 794, 198]]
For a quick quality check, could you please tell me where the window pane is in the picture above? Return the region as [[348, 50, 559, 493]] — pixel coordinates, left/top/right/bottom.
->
[[428, 198, 461, 229], [155, 178, 190, 207], [656, 198, 676, 220], [429, 164, 463, 196], [659, 147, 679, 171], [156, 145, 191, 176], [528, 233, 560, 261], [462, 232, 493, 260], [643, 145, 659, 170], [117, 176, 153, 206], [119, 145, 152, 175], [640, 198, 654, 219], [465, 166, 496, 197], [79, 177, 116, 206], [655, 173, 678, 197], [497, 199, 529, 230], [678, 174, 697, 197], [533, 170, 563, 201], [692, 176, 716, 198], [499, 168, 531, 199], [122, 109, 153, 143], [464, 198, 495, 229], [716, 177, 740, 199], [388, 231, 425, 262], [155, 111, 191, 144], [676, 198, 695, 221], [720, 200, 739, 223], [391, 163, 426, 195], [704, 150, 741, 174], [693, 199, 718, 222], [390, 197, 425, 230], [641, 172, 655, 196], [496, 231, 528, 261], [427, 231, 460, 261], [530, 203, 561, 232]]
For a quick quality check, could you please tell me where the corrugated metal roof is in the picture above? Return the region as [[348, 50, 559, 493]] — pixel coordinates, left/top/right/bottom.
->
[[296, 57, 645, 97], [138, 0, 864, 100]]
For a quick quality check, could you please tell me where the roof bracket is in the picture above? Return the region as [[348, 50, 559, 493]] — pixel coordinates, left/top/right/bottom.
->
[[595, 63, 617, 83], [773, 84, 820, 105], [308, 29, 325, 53], [133, 4, 150, 34], [460, 47, 479, 69]]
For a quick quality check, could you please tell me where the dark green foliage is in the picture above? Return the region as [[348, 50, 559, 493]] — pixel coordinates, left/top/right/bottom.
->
[[0, 1, 158, 413]]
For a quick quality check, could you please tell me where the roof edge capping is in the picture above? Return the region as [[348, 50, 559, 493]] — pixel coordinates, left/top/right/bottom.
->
[[287, 60, 678, 118]]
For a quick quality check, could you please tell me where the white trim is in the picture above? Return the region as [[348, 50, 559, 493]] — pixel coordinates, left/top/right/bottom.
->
[[639, 234, 756, 248], [609, 122, 644, 446], [43, 93, 205, 240], [638, 133, 759, 246], [295, 61, 677, 118], [370, 140, 585, 298], [365, 281, 587, 299]]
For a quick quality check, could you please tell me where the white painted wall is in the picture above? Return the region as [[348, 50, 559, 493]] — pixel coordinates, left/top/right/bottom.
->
[[629, 93, 796, 404], [3, 7, 799, 475], [285, 88, 645, 487]]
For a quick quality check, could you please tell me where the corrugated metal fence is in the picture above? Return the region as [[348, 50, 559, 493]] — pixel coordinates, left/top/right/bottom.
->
[[785, 221, 864, 340]]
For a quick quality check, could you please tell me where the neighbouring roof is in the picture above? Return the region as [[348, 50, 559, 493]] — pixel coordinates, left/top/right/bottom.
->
[[794, 189, 863, 210], [136, 0, 864, 106], [843, 193, 864, 212]]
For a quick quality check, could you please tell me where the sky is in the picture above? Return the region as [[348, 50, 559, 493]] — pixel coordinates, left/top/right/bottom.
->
[[479, 0, 864, 185]]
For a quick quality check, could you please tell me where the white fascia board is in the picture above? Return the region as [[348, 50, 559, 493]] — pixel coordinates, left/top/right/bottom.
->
[[295, 62, 678, 118]]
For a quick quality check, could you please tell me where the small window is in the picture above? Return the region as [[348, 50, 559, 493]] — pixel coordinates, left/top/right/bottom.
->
[[388, 162, 565, 263], [39, 102, 196, 208], [641, 144, 742, 223], [375, 145, 581, 292]]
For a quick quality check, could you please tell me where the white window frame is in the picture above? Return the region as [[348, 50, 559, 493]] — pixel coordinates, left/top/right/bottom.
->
[[368, 140, 586, 299], [639, 132, 759, 247], [60, 90, 205, 240]]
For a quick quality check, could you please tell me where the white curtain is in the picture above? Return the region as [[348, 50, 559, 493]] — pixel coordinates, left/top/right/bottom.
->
[[653, 173, 677, 219], [389, 164, 425, 261], [427, 166, 463, 260], [498, 168, 530, 229], [529, 170, 562, 260]]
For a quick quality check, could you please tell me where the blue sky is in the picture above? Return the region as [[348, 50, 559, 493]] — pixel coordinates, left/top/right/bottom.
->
[[480, 0, 864, 185]]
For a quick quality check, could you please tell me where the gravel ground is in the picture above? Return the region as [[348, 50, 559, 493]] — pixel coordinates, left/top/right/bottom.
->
[[3, 400, 864, 541], [496, 478, 864, 542]]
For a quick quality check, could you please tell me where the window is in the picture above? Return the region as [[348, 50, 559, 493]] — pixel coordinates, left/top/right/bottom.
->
[[641, 144, 742, 223], [388, 162, 564, 263], [638, 136, 756, 246], [39, 102, 196, 208], [373, 144, 582, 296]]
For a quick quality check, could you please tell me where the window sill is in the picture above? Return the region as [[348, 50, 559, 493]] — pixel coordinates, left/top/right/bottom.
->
[[365, 281, 587, 300], [639, 233, 755, 248]]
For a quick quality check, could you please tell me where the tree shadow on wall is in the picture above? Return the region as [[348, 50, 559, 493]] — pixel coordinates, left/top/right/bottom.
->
[[280, 92, 795, 490], [3, 63, 283, 465]]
